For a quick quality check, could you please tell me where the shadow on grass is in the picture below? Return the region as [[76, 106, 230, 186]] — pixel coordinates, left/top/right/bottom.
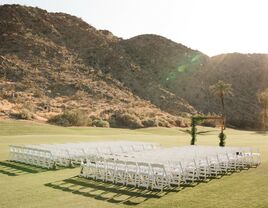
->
[[44, 170, 251, 205], [45, 176, 178, 205], [0, 161, 57, 176]]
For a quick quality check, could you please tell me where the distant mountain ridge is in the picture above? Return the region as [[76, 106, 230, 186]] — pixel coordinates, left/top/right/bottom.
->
[[0, 4, 193, 128], [0, 4, 267, 129], [115, 34, 268, 128]]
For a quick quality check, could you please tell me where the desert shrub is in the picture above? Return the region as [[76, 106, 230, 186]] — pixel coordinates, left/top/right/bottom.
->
[[142, 118, 158, 127], [109, 112, 143, 129], [12, 109, 33, 120], [48, 109, 88, 126], [175, 118, 189, 127], [23, 101, 36, 113], [48, 114, 71, 126], [175, 118, 183, 127], [89, 114, 99, 121], [158, 118, 171, 128], [166, 117, 176, 126], [72, 90, 87, 100], [91, 119, 110, 128], [88, 118, 93, 126], [33, 89, 44, 98]]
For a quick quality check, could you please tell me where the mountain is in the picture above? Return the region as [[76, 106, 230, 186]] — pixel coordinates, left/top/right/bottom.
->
[[116, 37, 268, 129], [0, 4, 193, 128], [195, 53, 268, 128], [0, 4, 267, 129]]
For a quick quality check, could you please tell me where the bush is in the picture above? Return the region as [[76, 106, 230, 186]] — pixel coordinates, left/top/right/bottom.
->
[[175, 118, 188, 127], [88, 118, 93, 126], [158, 118, 171, 128], [48, 109, 88, 126], [166, 117, 176, 126], [48, 114, 71, 126], [91, 119, 110, 128], [109, 112, 143, 129], [72, 90, 87, 100], [219, 132, 226, 147], [32, 89, 44, 98], [89, 115, 98, 121], [12, 109, 33, 120], [142, 118, 158, 127]]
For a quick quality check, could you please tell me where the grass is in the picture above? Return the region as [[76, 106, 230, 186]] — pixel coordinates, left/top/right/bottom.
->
[[0, 120, 268, 208]]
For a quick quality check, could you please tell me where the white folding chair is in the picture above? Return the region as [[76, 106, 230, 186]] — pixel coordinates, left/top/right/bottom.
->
[[115, 160, 126, 184], [150, 163, 170, 191], [125, 161, 138, 186], [137, 162, 151, 189], [105, 158, 116, 183], [167, 161, 184, 186], [95, 157, 106, 181]]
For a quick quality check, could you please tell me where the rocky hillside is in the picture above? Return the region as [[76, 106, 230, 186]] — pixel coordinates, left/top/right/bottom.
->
[[194, 53, 268, 128], [0, 4, 192, 128], [1, 4, 267, 129], [120, 35, 268, 128]]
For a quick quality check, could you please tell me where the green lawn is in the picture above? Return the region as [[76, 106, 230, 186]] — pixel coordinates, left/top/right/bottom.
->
[[0, 120, 267, 208]]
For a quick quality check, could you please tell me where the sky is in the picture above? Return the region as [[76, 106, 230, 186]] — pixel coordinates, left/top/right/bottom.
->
[[1, 0, 268, 56]]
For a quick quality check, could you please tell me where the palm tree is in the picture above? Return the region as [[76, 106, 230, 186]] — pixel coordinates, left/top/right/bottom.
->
[[257, 88, 268, 131], [209, 80, 233, 128], [209, 80, 233, 113]]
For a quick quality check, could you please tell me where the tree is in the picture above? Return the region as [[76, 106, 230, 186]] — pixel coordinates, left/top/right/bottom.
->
[[209, 80, 233, 128], [180, 116, 222, 145], [257, 88, 268, 131]]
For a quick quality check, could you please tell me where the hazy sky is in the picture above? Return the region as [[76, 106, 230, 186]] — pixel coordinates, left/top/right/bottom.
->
[[1, 0, 268, 56]]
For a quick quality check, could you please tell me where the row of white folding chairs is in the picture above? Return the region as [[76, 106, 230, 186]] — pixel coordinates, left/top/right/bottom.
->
[[9, 145, 55, 169], [180, 154, 244, 182], [31, 141, 159, 155], [27, 145, 73, 167], [167, 150, 260, 183], [80, 155, 184, 191], [174, 147, 261, 170], [121, 146, 261, 169], [112, 148, 260, 183], [80, 148, 261, 191], [27, 142, 160, 166], [191, 146, 260, 164], [79, 155, 220, 190]]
